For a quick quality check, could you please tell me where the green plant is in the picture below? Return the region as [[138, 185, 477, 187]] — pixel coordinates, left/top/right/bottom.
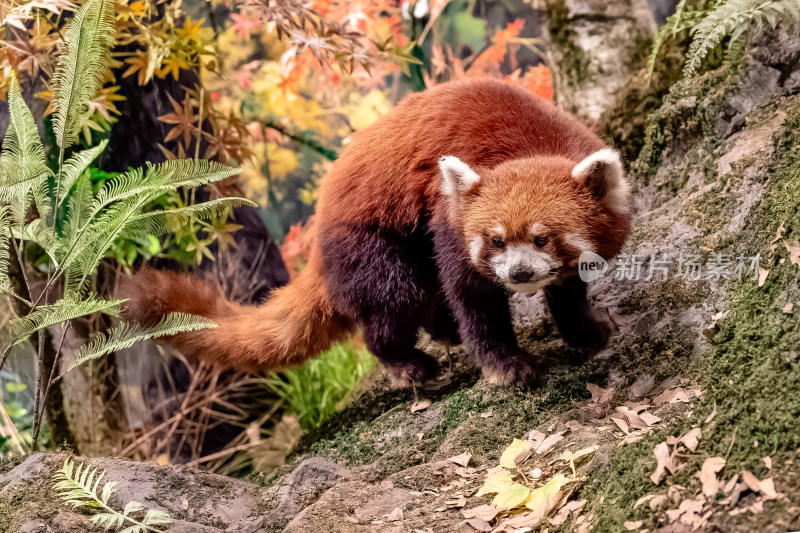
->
[[260, 342, 375, 431], [648, 0, 800, 81], [53, 456, 171, 532], [0, 0, 252, 444]]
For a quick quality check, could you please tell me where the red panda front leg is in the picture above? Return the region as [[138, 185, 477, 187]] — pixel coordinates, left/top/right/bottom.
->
[[434, 229, 541, 386], [544, 275, 612, 355]]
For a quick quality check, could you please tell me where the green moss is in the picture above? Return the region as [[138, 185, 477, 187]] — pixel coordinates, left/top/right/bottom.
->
[[599, 34, 687, 163], [570, 98, 800, 533]]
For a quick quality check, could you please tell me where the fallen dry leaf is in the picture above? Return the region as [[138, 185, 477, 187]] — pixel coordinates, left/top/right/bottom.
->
[[445, 494, 467, 508], [535, 431, 566, 455], [681, 428, 702, 452], [410, 399, 431, 413], [698, 457, 725, 497], [650, 442, 676, 484], [528, 429, 547, 449], [616, 406, 649, 430], [548, 499, 586, 526], [759, 477, 778, 500], [783, 302, 795, 314], [609, 415, 630, 434], [624, 520, 643, 530], [587, 383, 613, 404], [448, 451, 472, 468], [758, 267, 769, 287], [639, 412, 662, 427], [724, 474, 739, 494], [480, 408, 493, 418], [386, 507, 404, 522], [741, 470, 761, 492], [462, 504, 502, 521], [763, 456, 772, 469], [653, 387, 699, 407], [464, 517, 492, 531]]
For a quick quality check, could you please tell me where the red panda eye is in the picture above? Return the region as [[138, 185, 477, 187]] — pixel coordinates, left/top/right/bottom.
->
[[534, 235, 549, 247], [491, 237, 505, 248]]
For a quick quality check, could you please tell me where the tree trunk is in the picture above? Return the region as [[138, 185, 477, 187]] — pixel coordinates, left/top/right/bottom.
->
[[538, 0, 657, 120]]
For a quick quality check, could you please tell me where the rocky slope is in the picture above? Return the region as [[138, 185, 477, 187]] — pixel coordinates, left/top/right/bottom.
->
[[3, 26, 800, 533]]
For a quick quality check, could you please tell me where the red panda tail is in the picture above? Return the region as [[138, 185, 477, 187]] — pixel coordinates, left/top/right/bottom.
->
[[125, 252, 354, 370]]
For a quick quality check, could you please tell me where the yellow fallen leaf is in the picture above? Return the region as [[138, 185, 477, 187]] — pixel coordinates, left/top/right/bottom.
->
[[476, 469, 514, 496], [525, 473, 568, 517], [500, 438, 532, 469], [492, 482, 530, 510], [624, 520, 643, 530]]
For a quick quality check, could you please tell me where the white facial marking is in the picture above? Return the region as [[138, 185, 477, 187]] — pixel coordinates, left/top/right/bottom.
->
[[572, 148, 631, 215], [529, 222, 545, 236], [490, 243, 561, 293], [439, 155, 480, 197], [565, 233, 595, 254], [469, 236, 483, 264]]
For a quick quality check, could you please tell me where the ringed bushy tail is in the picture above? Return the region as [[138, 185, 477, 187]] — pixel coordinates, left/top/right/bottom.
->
[[125, 251, 354, 370]]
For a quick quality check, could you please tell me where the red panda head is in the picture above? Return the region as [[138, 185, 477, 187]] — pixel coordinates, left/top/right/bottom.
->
[[439, 149, 631, 293]]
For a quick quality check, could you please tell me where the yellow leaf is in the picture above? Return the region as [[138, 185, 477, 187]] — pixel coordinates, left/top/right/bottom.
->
[[476, 469, 514, 497], [525, 474, 568, 512], [492, 483, 530, 510], [500, 438, 531, 469], [561, 445, 599, 468]]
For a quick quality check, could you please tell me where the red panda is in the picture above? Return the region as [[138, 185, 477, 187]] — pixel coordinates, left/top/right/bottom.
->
[[127, 79, 631, 386]]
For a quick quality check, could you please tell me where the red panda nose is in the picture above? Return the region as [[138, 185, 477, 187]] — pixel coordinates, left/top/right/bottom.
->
[[510, 269, 534, 283]]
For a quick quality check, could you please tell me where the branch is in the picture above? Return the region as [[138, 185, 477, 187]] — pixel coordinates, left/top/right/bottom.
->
[[263, 121, 338, 161]]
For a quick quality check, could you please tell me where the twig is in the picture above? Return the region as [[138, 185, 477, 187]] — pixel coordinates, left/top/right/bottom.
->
[[725, 426, 738, 461], [263, 120, 338, 161], [32, 329, 45, 450], [34, 322, 72, 442]]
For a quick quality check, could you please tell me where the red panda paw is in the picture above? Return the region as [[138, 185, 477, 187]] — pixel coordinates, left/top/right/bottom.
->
[[384, 351, 441, 388], [481, 351, 542, 388]]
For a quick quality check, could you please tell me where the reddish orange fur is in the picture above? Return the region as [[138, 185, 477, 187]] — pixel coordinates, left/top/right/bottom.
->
[[126, 80, 629, 372], [125, 250, 353, 371]]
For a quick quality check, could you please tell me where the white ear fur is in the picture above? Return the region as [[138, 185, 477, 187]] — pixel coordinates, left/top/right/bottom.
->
[[439, 156, 480, 197], [572, 148, 631, 215]]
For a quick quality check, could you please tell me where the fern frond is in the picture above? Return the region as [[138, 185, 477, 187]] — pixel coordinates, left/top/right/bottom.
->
[[63, 171, 95, 246], [5, 295, 123, 347], [683, 0, 800, 77], [16, 218, 66, 266], [51, 0, 115, 151], [0, 206, 13, 295], [53, 457, 170, 533], [121, 197, 255, 240], [61, 313, 217, 377], [63, 192, 158, 295], [146, 159, 241, 188], [0, 74, 50, 201], [59, 140, 109, 201]]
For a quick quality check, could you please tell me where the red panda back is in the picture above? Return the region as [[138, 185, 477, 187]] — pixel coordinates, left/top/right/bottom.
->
[[317, 79, 606, 233]]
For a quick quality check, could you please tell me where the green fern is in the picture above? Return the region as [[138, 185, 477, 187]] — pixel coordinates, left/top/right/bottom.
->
[[61, 313, 218, 376], [53, 456, 171, 532], [6, 296, 124, 347], [648, 0, 800, 81], [0, 205, 12, 295], [51, 0, 115, 154], [0, 0, 253, 445]]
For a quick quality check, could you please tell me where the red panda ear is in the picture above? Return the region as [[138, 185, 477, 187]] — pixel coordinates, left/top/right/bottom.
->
[[572, 149, 631, 215], [439, 156, 480, 197]]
